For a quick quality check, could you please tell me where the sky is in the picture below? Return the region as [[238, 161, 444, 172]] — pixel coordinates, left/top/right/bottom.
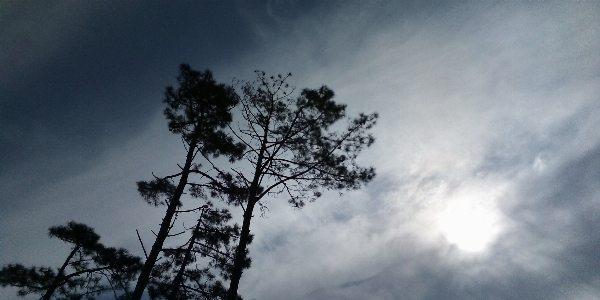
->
[[1, 1, 599, 299]]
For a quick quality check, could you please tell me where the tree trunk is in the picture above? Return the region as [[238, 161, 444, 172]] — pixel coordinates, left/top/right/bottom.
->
[[226, 199, 256, 300], [227, 126, 268, 300], [168, 218, 202, 299], [130, 141, 197, 300]]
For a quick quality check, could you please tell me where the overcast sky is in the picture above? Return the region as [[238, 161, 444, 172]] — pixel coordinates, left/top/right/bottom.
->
[[1, 1, 599, 299]]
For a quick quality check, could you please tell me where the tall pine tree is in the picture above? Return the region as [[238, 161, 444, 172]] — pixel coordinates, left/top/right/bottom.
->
[[192, 71, 378, 300], [130, 64, 245, 300]]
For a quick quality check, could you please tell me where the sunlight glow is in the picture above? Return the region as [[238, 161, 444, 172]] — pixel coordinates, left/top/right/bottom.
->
[[436, 187, 503, 253]]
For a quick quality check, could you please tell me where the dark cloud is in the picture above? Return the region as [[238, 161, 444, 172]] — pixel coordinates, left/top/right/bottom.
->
[[503, 142, 600, 282], [0, 1, 261, 214]]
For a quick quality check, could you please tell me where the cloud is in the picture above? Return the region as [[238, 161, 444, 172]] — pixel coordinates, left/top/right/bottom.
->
[[1, 1, 599, 299], [224, 1, 600, 299], [262, 119, 600, 300], [0, 1, 101, 88]]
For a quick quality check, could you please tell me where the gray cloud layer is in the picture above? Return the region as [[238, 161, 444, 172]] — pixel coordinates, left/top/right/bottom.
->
[[1, 1, 599, 299]]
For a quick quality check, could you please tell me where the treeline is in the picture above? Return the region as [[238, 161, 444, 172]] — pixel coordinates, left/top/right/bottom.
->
[[0, 64, 377, 300]]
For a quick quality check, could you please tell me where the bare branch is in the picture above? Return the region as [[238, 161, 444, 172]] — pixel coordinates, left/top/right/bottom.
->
[[136, 229, 148, 259]]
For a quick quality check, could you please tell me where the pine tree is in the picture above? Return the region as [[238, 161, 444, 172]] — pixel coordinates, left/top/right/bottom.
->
[[192, 71, 378, 300], [0, 222, 142, 300], [130, 64, 245, 300]]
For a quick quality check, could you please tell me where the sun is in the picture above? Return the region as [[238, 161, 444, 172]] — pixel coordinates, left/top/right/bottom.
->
[[435, 187, 503, 253]]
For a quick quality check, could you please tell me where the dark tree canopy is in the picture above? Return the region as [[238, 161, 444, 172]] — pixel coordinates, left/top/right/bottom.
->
[[0, 222, 142, 300], [235, 72, 377, 207], [163, 64, 245, 162]]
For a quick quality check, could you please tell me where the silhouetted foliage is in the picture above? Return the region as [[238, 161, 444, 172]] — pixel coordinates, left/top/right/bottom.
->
[[192, 71, 378, 300], [1, 66, 376, 300], [0, 222, 142, 300], [147, 202, 243, 300], [131, 64, 246, 300]]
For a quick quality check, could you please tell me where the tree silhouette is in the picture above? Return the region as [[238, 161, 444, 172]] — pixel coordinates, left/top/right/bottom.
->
[[130, 64, 245, 300], [194, 71, 378, 300], [0, 222, 142, 300], [1, 67, 377, 300]]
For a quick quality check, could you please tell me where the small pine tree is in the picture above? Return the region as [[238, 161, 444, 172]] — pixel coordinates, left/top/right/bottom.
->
[[0, 222, 142, 300]]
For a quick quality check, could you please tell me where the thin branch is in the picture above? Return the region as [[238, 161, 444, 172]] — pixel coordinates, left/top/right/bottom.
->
[[153, 171, 184, 181], [255, 126, 360, 202], [228, 123, 256, 152], [176, 204, 209, 213], [136, 229, 148, 259], [166, 230, 187, 237]]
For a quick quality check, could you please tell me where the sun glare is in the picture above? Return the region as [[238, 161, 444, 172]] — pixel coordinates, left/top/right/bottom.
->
[[436, 187, 503, 253]]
